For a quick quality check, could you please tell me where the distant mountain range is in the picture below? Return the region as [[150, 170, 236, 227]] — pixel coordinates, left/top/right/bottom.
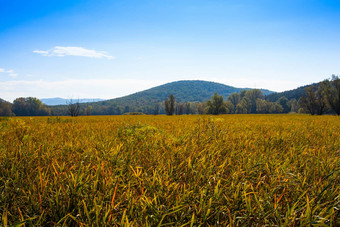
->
[[41, 98, 105, 106]]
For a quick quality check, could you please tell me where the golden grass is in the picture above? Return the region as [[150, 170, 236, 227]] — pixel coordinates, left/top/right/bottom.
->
[[0, 115, 339, 226]]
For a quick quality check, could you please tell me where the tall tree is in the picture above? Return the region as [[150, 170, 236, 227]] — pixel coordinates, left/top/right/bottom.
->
[[276, 96, 290, 113], [175, 103, 184, 115], [225, 101, 234, 114], [153, 103, 160, 115], [227, 93, 241, 113], [196, 102, 206, 114], [299, 85, 326, 115], [164, 94, 175, 115], [287, 98, 299, 113], [256, 99, 272, 114], [0, 99, 13, 116], [322, 75, 340, 115], [12, 97, 50, 116], [206, 93, 227, 115], [185, 102, 192, 114], [236, 97, 251, 114], [245, 89, 264, 113]]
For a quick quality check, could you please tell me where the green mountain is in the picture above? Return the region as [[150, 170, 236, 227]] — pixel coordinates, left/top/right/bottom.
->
[[51, 80, 274, 115], [103, 80, 273, 104]]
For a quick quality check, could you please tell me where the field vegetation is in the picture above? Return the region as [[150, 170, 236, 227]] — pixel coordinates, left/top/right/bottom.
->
[[0, 115, 339, 226]]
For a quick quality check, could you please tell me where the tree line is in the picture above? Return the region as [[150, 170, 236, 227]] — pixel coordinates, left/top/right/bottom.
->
[[298, 75, 340, 115], [1, 76, 339, 116], [163, 89, 298, 115], [163, 75, 340, 116]]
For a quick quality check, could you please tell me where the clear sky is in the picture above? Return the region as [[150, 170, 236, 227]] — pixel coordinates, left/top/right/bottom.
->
[[1, 0, 340, 102]]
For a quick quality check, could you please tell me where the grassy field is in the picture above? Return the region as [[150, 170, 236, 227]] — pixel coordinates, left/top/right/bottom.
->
[[0, 115, 339, 226]]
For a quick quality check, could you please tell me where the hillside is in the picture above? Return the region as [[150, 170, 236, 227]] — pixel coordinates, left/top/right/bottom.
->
[[99, 80, 273, 105], [265, 82, 318, 102], [49, 80, 274, 115]]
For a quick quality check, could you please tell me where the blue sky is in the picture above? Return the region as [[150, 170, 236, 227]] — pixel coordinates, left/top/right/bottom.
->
[[1, 0, 340, 102]]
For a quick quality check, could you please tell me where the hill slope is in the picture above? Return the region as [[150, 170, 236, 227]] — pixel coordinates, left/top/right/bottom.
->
[[100, 80, 273, 106], [50, 80, 273, 115], [265, 83, 318, 102]]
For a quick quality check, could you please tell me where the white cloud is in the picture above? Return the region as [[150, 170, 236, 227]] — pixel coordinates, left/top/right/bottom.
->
[[33, 50, 49, 55], [33, 46, 114, 59], [0, 79, 166, 102], [0, 68, 18, 78]]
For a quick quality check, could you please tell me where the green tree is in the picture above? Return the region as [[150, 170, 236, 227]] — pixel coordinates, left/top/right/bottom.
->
[[225, 101, 234, 114], [287, 98, 299, 113], [276, 96, 290, 113], [165, 94, 175, 115], [153, 103, 160, 115], [299, 85, 326, 115], [322, 75, 340, 115], [206, 93, 227, 115], [270, 103, 284, 113], [12, 97, 50, 116], [185, 102, 192, 114], [0, 99, 13, 116], [236, 103, 247, 114], [240, 90, 247, 98], [175, 103, 184, 115], [227, 93, 241, 113], [84, 105, 92, 116], [236, 97, 252, 114], [196, 102, 206, 114], [256, 99, 272, 113], [245, 89, 264, 113]]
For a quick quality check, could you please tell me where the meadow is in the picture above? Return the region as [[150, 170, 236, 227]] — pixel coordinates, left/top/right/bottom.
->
[[0, 115, 339, 226]]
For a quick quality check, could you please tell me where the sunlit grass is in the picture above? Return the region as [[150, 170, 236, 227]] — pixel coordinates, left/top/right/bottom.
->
[[0, 115, 339, 225]]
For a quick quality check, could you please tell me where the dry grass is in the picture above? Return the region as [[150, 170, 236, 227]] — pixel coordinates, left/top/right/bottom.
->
[[0, 115, 339, 226]]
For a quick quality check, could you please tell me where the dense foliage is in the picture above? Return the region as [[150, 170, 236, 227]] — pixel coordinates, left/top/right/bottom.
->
[[299, 76, 340, 115], [1, 78, 339, 116], [0, 99, 13, 116], [206, 93, 227, 115], [265, 84, 316, 102], [12, 97, 51, 116], [0, 115, 339, 225], [49, 80, 274, 115]]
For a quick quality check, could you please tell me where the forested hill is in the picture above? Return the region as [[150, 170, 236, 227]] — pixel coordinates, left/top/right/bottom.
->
[[50, 80, 274, 115], [265, 83, 318, 102], [100, 80, 273, 105]]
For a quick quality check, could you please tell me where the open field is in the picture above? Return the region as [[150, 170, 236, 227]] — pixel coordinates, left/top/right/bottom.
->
[[0, 115, 339, 226]]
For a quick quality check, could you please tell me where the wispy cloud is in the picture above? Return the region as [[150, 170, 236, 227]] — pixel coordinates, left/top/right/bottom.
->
[[33, 46, 114, 59], [0, 68, 18, 77]]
